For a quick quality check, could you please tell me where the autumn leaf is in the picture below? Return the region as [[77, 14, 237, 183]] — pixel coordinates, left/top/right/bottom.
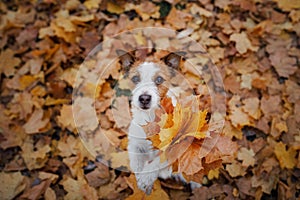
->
[[125, 174, 169, 199], [237, 147, 256, 167], [273, 0, 300, 11], [23, 108, 50, 134], [178, 143, 203, 175], [60, 175, 98, 200], [274, 142, 297, 169], [0, 49, 21, 76], [111, 96, 131, 128], [0, 172, 26, 200], [230, 32, 258, 54]]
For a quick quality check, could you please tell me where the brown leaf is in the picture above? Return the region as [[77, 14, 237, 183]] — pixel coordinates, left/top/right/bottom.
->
[[0, 172, 26, 200], [23, 108, 50, 134], [60, 176, 98, 200], [229, 32, 258, 54], [0, 48, 21, 77], [111, 96, 131, 128]]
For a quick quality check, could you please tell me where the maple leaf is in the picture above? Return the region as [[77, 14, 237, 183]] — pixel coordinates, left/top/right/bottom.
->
[[178, 143, 203, 175], [274, 142, 297, 169], [237, 147, 256, 167], [125, 174, 169, 199]]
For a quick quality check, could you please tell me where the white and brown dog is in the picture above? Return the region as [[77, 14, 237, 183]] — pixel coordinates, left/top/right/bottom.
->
[[117, 50, 194, 194]]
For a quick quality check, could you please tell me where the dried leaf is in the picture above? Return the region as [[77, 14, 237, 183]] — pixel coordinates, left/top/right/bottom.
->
[[230, 32, 258, 54], [237, 147, 255, 167], [60, 176, 98, 200], [0, 49, 21, 76], [111, 96, 131, 128], [0, 172, 26, 200], [23, 108, 50, 134], [125, 174, 169, 199], [274, 142, 297, 169]]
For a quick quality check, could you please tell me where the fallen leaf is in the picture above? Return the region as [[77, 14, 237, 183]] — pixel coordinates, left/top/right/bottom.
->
[[229, 32, 258, 54], [0, 49, 21, 76], [125, 174, 169, 199], [23, 108, 50, 134], [178, 143, 203, 175], [226, 161, 246, 177], [72, 97, 99, 132], [110, 151, 130, 170], [0, 172, 26, 200], [111, 96, 131, 128], [273, 0, 300, 11], [237, 147, 256, 167], [274, 142, 297, 169], [60, 175, 98, 200], [242, 97, 261, 119]]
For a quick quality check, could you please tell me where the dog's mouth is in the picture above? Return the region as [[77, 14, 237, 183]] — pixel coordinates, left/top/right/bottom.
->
[[139, 104, 151, 110]]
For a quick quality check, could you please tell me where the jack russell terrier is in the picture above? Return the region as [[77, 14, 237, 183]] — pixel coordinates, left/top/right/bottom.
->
[[117, 50, 198, 194]]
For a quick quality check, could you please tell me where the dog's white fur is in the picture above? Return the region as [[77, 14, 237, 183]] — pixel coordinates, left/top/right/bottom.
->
[[127, 62, 173, 194], [120, 52, 201, 194]]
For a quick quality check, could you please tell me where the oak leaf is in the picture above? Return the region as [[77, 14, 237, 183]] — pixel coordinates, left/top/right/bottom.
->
[[229, 32, 258, 54]]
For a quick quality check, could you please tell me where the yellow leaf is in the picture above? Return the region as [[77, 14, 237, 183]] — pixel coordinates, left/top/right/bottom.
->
[[84, 0, 101, 9], [125, 174, 169, 199], [45, 96, 70, 106], [273, 0, 300, 11], [274, 142, 297, 169], [19, 75, 37, 90], [107, 2, 124, 14], [207, 168, 220, 180]]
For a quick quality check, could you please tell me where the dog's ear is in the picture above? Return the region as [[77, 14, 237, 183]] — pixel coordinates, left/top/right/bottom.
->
[[162, 51, 186, 70], [116, 49, 135, 73]]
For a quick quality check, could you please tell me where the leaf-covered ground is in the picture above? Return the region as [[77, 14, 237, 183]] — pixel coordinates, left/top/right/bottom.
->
[[0, 0, 300, 199]]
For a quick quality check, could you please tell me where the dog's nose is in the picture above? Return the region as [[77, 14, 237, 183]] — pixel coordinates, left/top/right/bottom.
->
[[139, 94, 151, 106]]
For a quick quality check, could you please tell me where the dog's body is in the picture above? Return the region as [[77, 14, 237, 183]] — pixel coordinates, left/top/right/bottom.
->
[[118, 50, 196, 194]]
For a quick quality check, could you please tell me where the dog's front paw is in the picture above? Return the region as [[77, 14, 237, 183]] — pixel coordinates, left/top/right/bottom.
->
[[136, 173, 157, 195]]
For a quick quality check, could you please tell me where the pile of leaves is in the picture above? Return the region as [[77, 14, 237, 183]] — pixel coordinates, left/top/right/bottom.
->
[[146, 97, 237, 183], [0, 0, 299, 199]]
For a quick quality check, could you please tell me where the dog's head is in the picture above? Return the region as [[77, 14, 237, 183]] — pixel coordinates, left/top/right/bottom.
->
[[117, 50, 184, 111]]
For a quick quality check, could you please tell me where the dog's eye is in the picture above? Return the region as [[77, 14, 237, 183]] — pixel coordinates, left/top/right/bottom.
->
[[155, 76, 164, 85], [131, 75, 140, 84]]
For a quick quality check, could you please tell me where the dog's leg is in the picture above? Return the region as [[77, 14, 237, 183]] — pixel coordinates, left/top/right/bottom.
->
[[135, 151, 161, 194]]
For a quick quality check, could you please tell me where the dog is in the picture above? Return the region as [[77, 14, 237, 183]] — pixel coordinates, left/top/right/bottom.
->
[[117, 50, 196, 194]]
